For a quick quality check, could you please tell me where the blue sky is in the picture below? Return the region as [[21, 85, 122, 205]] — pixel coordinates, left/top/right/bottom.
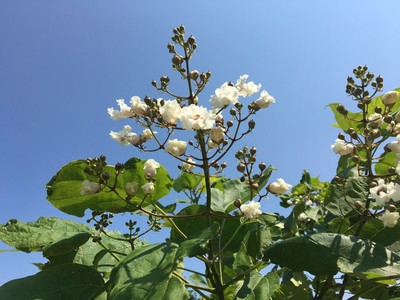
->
[[1, 0, 400, 285]]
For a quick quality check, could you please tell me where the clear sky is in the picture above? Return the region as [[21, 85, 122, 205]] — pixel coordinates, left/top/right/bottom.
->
[[1, 0, 400, 285]]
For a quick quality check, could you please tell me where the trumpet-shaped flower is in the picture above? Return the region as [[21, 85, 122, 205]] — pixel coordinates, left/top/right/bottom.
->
[[159, 99, 182, 124], [143, 159, 160, 179], [165, 139, 187, 156], [268, 178, 292, 194], [110, 125, 140, 146], [182, 158, 196, 172], [254, 90, 275, 109], [142, 182, 155, 194], [210, 82, 240, 109], [80, 180, 101, 195], [126, 181, 139, 197], [240, 201, 262, 219], [108, 99, 133, 120], [331, 139, 354, 155], [180, 105, 215, 130], [379, 210, 400, 228], [236, 74, 261, 97], [130, 96, 148, 116]]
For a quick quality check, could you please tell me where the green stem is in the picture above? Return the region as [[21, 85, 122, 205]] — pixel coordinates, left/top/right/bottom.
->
[[97, 240, 120, 262], [154, 204, 187, 239]]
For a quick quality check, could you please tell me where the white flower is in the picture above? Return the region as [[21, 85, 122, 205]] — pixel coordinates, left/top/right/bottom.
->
[[159, 99, 182, 124], [388, 135, 400, 153], [298, 212, 309, 222], [130, 96, 148, 116], [182, 158, 196, 172], [368, 113, 383, 124], [107, 99, 134, 120], [236, 75, 261, 97], [180, 105, 215, 130], [140, 128, 156, 142], [379, 210, 400, 228], [126, 181, 139, 197], [210, 82, 240, 109], [369, 179, 397, 207], [268, 178, 292, 194], [331, 139, 354, 155], [207, 140, 219, 149], [240, 201, 262, 219], [165, 139, 187, 156], [80, 180, 101, 195], [254, 90, 275, 109], [110, 125, 140, 146], [210, 126, 225, 144], [142, 182, 155, 194], [143, 159, 160, 179], [382, 91, 399, 106]]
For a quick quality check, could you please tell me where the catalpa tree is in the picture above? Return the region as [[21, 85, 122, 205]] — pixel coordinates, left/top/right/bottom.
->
[[1, 26, 400, 300]]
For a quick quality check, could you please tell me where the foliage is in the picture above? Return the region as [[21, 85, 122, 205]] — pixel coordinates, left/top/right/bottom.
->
[[1, 26, 400, 299]]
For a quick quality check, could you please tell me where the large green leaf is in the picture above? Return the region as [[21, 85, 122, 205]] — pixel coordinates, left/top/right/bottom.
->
[[324, 176, 369, 217], [46, 158, 173, 217], [234, 271, 280, 300], [177, 222, 220, 257], [173, 172, 203, 192], [106, 243, 188, 299], [0, 217, 92, 253], [264, 233, 400, 276], [0, 263, 104, 299]]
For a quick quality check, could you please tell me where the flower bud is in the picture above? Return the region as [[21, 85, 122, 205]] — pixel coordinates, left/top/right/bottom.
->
[[227, 120, 234, 128], [234, 199, 242, 208], [384, 115, 393, 123], [172, 55, 183, 65], [237, 164, 246, 173], [189, 70, 199, 80], [382, 91, 399, 106], [221, 162, 227, 169], [387, 204, 397, 212], [101, 172, 110, 181], [338, 133, 346, 140], [251, 183, 259, 190], [370, 129, 381, 139], [374, 106, 382, 114], [336, 105, 348, 115], [259, 162, 266, 171], [115, 163, 124, 171], [250, 147, 257, 155], [355, 201, 363, 209], [351, 155, 360, 163], [388, 167, 396, 174], [151, 80, 157, 88], [188, 35, 196, 45], [248, 120, 256, 129]]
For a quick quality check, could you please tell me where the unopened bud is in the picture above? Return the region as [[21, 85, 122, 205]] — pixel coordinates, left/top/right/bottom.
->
[[370, 129, 381, 139], [250, 183, 259, 190], [237, 164, 246, 173], [227, 120, 234, 128], [388, 167, 396, 174], [188, 35, 196, 45], [336, 105, 348, 115], [355, 201, 363, 209], [248, 120, 256, 129], [351, 155, 360, 163], [221, 162, 227, 169], [384, 115, 393, 123], [382, 91, 399, 106], [189, 70, 199, 80], [259, 162, 266, 171], [374, 106, 382, 114], [250, 147, 257, 155], [172, 55, 182, 65], [338, 133, 346, 140], [101, 172, 110, 181], [151, 80, 157, 88], [387, 204, 397, 212], [115, 163, 124, 171], [234, 199, 242, 208]]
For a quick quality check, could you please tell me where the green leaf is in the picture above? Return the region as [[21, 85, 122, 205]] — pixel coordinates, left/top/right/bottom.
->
[[375, 152, 398, 176], [0, 263, 104, 299], [178, 222, 220, 257], [264, 233, 400, 276], [324, 176, 369, 217], [211, 166, 274, 213], [173, 172, 203, 192], [106, 243, 188, 299], [0, 217, 92, 253], [46, 158, 173, 217], [327, 103, 363, 132], [234, 271, 280, 300]]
